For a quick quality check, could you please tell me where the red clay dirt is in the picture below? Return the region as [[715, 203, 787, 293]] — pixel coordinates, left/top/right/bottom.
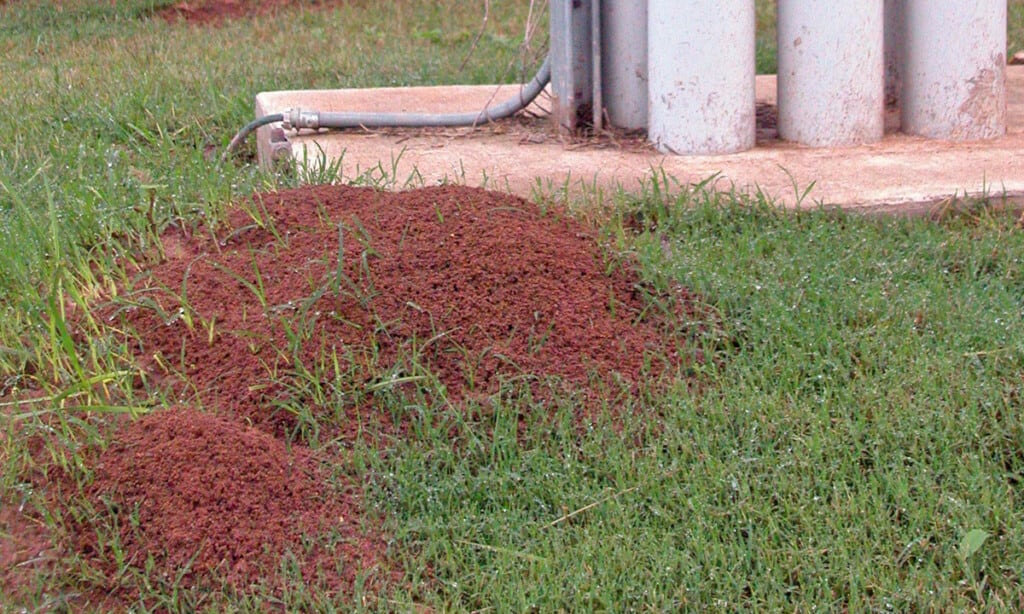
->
[[112, 185, 697, 434], [157, 0, 344, 25], [43, 183, 701, 604], [73, 407, 388, 597], [0, 502, 54, 600]]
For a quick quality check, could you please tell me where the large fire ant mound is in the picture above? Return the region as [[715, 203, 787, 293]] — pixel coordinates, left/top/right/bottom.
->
[[72, 184, 700, 601], [113, 185, 697, 431], [74, 407, 387, 594]]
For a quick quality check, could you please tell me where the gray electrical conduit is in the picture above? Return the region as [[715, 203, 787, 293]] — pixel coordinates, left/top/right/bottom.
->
[[224, 57, 551, 160]]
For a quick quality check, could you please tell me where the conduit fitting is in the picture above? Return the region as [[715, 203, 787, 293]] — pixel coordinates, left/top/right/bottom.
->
[[282, 109, 321, 131]]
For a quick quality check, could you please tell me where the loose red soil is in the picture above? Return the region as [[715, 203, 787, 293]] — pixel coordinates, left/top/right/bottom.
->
[[50, 183, 700, 603], [157, 0, 344, 25], [112, 185, 695, 433], [0, 502, 54, 600], [73, 407, 388, 596]]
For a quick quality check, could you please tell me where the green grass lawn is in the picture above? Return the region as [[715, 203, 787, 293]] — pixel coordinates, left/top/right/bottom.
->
[[2, 1, 1024, 611]]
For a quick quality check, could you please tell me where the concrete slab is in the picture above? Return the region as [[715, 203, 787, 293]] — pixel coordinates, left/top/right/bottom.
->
[[255, 68, 1024, 213]]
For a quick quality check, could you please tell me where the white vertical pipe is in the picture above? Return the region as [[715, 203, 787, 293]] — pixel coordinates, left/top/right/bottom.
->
[[901, 1, 1006, 140], [648, 0, 755, 154], [777, 0, 884, 147], [601, 0, 647, 130]]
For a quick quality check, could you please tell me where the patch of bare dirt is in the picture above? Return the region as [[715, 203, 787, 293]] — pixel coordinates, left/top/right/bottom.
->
[[157, 0, 344, 25]]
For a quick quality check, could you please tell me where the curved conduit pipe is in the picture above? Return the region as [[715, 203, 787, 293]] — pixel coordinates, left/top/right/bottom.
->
[[224, 57, 551, 159]]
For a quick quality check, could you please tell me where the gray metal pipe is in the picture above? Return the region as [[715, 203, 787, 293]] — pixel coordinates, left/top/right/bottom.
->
[[601, 0, 647, 130], [225, 57, 551, 158], [282, 57, 551, 131]]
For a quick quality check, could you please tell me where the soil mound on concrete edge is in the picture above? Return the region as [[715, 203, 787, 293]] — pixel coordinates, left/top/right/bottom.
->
[[73, 407, 387, 595], [111, 185, 699, 432]]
